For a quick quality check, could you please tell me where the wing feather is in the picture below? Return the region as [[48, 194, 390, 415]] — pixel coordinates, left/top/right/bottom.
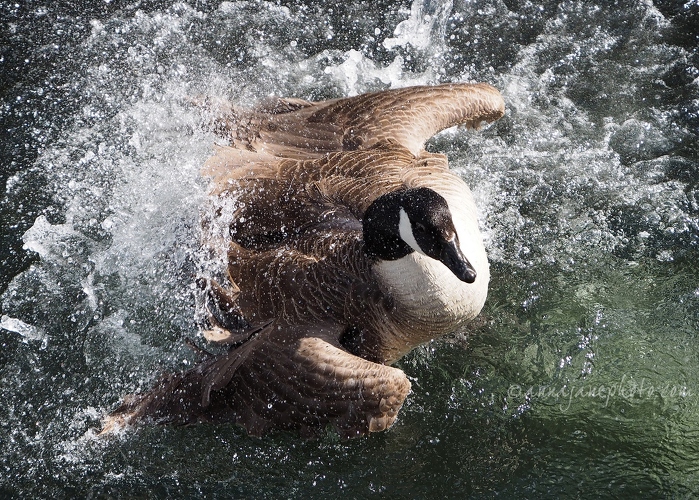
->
[[208, 83, 504, 160], [102, 325, 411, 438]]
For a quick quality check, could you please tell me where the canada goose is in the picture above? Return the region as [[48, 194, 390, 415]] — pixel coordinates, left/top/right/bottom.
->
[[103, 83, 505, 438]]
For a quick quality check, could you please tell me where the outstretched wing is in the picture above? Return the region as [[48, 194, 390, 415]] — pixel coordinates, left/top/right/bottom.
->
[[207, 83, 505, 160], [102, 324, 411, 438]]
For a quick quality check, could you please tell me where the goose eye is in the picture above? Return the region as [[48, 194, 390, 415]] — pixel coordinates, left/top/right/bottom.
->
[[413, 222, 427, 234]]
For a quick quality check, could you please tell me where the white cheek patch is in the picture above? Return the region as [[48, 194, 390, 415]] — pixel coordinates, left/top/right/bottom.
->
[[398, 208, 425, 255]]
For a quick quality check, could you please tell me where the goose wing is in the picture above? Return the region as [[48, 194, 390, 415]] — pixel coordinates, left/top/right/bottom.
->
[[102, 323, 411, 438], [204, 145, 459, 253], [225, 229, 389, 328], [209, 83, 504, 159]]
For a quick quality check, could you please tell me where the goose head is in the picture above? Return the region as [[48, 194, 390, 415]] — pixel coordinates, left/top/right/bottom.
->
[[363, 187, 477, 283]]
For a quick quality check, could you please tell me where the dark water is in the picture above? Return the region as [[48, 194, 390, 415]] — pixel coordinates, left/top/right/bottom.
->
[[1, 0, 698, 497]]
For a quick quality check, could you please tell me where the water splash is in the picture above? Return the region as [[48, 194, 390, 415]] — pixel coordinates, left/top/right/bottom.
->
[[0, 315, 47, 346], [1, 0, 698, 496]]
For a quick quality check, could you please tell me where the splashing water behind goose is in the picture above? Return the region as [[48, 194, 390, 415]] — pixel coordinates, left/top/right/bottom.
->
[[1, 0, 698, 496]]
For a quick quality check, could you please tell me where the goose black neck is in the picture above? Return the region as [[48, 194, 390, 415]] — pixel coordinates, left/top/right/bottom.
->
[[362, 191, 413, 261]]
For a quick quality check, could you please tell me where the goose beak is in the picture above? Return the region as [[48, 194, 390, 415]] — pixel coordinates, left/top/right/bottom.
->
[[440, 239, 477, 283]]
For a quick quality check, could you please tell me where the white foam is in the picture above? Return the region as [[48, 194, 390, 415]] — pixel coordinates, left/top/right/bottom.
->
[[383, 0, 452, 51], [0, 315, 47, 345], [22, 215, 81, 264]]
